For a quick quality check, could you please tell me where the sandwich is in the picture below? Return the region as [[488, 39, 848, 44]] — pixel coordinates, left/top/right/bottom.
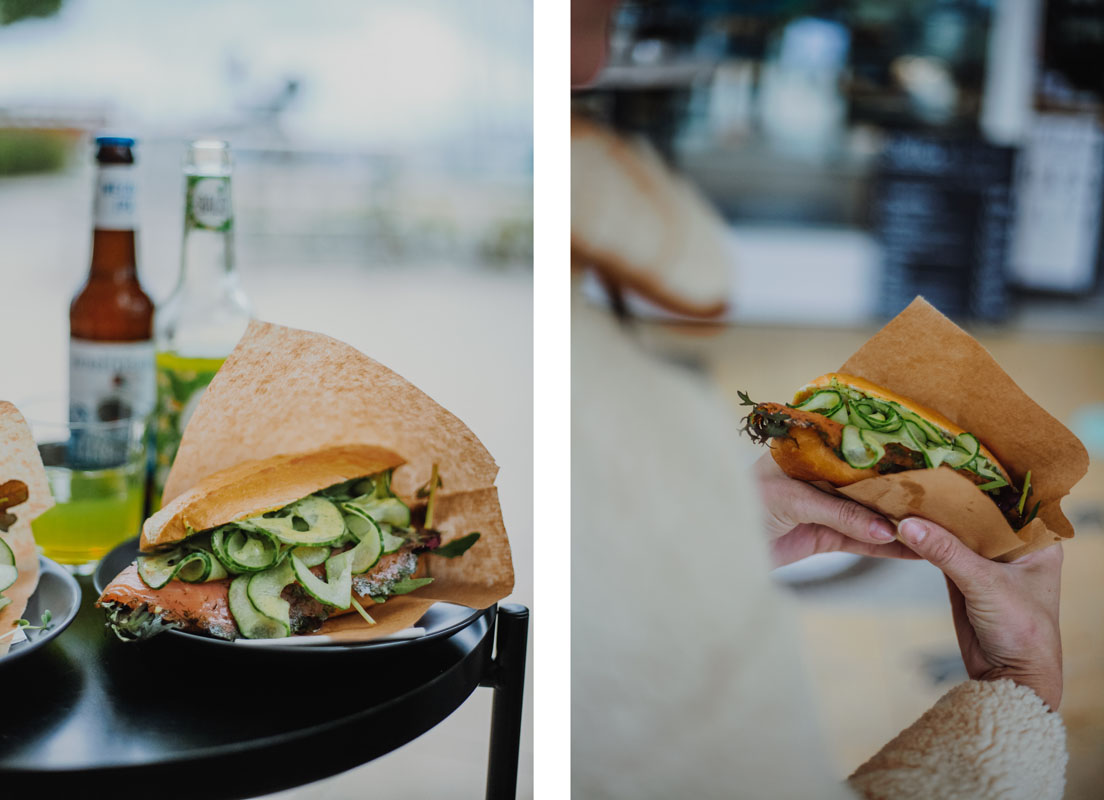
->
[[96, 319, 514, 642], [0, 401, 54, 657], [741, 373, 1038, 529], [97, 444, 480, 641]]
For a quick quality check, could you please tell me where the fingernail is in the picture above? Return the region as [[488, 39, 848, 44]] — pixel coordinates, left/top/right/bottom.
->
[[899, 518, 927, 546], [869, 521, 896, 541]]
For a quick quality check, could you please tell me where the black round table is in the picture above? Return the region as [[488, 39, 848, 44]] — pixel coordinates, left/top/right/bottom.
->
[[0, 576, 528, 799]]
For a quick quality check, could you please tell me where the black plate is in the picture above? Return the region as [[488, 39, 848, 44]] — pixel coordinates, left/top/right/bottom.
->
[[2, 556, 80, 665], [94, 537, 483, 652]]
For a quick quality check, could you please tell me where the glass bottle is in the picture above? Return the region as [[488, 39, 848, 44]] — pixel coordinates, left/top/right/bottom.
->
[[69, 135, 155, 467], [152, 140, 252, 508]]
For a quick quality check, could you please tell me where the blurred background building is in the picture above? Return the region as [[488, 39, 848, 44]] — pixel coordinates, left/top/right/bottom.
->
[[0, 1, 532, 797], [573, 2, 1103, 797], [574, 0, 1104, 327]]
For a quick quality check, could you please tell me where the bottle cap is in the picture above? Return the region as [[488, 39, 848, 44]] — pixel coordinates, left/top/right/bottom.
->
[[185, 139, 232, 176], [95, 136, 136, 147]]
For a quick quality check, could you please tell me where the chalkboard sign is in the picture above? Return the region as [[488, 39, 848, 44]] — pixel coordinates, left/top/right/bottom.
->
[[874, 133, 1015, 322], [1043, 0, 1104, 99]]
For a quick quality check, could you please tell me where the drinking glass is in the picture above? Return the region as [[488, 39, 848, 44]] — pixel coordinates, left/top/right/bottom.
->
[[24, 399, 147, 575]]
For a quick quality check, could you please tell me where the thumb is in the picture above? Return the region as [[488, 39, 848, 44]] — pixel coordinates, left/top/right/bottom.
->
[[897, 517, 991, 589]]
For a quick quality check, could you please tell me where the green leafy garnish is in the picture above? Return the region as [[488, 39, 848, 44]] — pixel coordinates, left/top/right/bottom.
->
[[388, 577, 434, 596], [738, 391, 796, 446], [1017, 470, 1033, 516], [431, 532, 481, 558], [421, 463, 442, 529], [1023, 500, 1041, 526], [0, 608, 52, 643], [977, 478, 1009, 491], [102, 601, 181, 642], [349, 596, 376, 626]]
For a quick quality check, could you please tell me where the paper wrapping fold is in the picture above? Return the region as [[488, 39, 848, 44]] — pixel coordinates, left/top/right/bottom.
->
[[158, 321, 514, 640], [820, 297, 1089, 562], [0, 402, 54, 656]]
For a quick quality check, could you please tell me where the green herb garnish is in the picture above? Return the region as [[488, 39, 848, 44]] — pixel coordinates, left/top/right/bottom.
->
[[389, 577, 434, 596], [432, 531, 481, 558], [0, 608, 52, 643], [349, 596, 376, 626], [1017, 470, 1033, 516]]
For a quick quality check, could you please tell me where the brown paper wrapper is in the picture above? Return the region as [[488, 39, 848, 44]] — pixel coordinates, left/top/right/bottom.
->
[[826, 297, 1089, 562], [159, 321, 514, 640], [0, 402, 54, 656]]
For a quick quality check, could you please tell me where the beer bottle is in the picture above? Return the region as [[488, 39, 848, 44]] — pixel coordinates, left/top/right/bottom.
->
[[152, 140, 252, 508], [69, 136, 155, 463]]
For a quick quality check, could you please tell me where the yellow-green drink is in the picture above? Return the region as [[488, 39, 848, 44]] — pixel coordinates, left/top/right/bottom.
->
[[33, 462, 144, 567]]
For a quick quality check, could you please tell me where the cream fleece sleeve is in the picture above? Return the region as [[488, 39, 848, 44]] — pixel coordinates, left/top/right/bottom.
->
[[848, 679, 1067, 800]]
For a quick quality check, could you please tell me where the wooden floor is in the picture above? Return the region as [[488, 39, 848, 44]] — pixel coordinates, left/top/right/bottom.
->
[[657, 319, 1104, 799]]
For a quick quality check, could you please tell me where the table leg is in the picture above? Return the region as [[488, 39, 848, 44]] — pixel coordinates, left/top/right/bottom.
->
[[483, 603, 529, 800]]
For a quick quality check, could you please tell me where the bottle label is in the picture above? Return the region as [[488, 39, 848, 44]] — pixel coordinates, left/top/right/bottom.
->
[[94, 165, 138, 230], [152, 352, 226, 509], [186, 176, 233, 232], [69, 339, 155, 468]]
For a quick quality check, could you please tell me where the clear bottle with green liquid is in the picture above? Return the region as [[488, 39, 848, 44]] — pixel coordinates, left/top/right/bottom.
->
[[152, 140, 252, 509]]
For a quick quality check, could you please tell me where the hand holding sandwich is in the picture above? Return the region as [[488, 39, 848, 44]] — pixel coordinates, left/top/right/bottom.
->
[[756, 455, 920, 567], [898, 517, 1063, 710]]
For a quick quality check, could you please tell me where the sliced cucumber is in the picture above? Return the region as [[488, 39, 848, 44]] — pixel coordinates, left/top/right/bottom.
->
[[794, 390, 841, 415], [903, 412, 947, 446], [380, 525, 406, 554], [204, 554, 229, 581], [350, 526, 383, 575], [942, 448, 974, 468], [0, 596, 10, 612], [347, 496, 411, 528], [247, 559, 296, 637], [137, 548, 187, 589], [0, 564, 16, 593], [228, 574, 288, 639], [290, 546, 330, 568], [175, 551, 215, 583], [342, 503, 376, 541], [826, 405, 849, 424], [857, 401, 902, 432], [841, 425, 881, 469], [249, 496, 346, 546], [0, 536, 14, 567], [924, 446, 956, 469], [212, 526, 280, 573], [292, 553, 351, 609]]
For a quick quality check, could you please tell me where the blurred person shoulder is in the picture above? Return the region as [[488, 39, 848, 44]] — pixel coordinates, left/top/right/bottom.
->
[[570, 115, 733, 319]]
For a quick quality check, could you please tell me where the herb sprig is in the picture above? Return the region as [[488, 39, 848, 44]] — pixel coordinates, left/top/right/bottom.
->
[[0, 608, 52, 643]]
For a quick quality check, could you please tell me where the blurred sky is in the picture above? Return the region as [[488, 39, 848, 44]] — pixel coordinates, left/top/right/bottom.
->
[[0, 0, 532, 162]]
